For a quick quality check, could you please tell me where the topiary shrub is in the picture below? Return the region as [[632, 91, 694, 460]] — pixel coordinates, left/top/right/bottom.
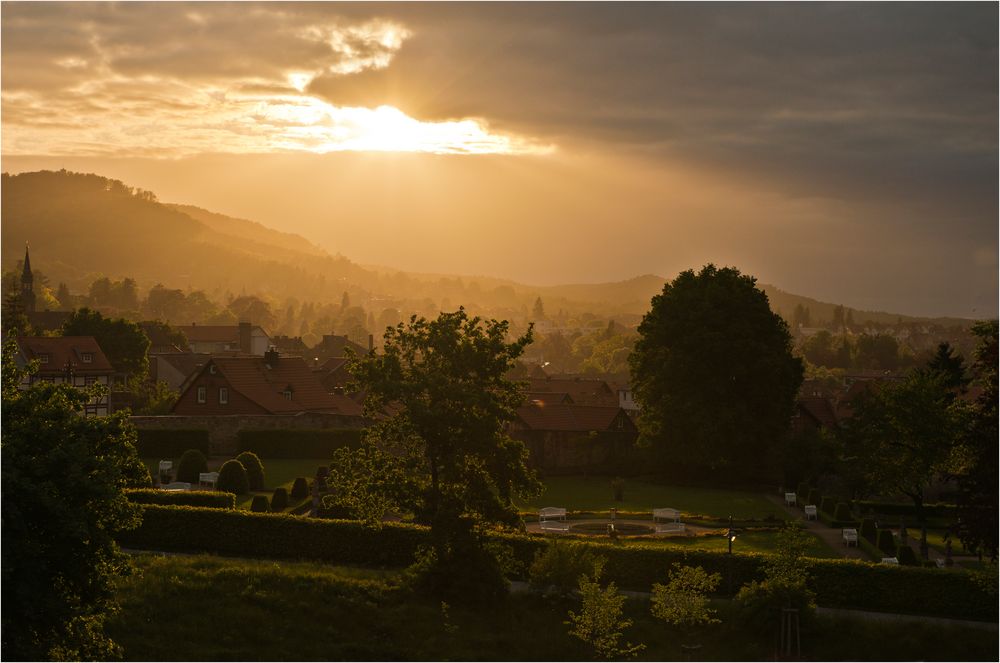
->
[[796, 481, 810, 500], [250, 495, 270, 513], [876, 529, 897, 556], [271, 487, 289, 511], [216, 459, 249, 495], [860, 517, 877, 544], [896, 544, 919, 566], [290, 477, 309, 501], [806, 488, 821, 507], [175, 449, 208, 484], [820, 496, 835, 515], [834, 502, 852, 521], [235, 451, 265, 490], [126, 488, 235, 509]]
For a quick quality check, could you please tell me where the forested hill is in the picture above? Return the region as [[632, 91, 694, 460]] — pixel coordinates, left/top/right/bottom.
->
[[0, 170, 973, 327]]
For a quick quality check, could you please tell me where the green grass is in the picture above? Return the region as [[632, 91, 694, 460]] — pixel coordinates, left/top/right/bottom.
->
[[521, 476, 785, 521], [623, 529, 838, 558], [109, 553, 998, 661]]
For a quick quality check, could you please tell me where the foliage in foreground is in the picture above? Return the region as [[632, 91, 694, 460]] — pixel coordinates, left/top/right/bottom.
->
[[650, 564, 721, 631], [566, 565, 645, 660]]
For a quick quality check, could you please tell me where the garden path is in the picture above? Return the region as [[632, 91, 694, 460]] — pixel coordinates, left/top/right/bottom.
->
[[765, 494, 867, 560]]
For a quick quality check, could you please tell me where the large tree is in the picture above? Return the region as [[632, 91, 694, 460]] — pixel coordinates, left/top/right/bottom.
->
[[62, 308, 150, 377], [1, 337, 149, 660], [629, 265, 803, 478], [342, 308, 540, 601]]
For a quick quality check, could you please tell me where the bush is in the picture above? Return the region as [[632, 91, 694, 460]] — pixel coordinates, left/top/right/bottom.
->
[[236, 429, 362, 459], [136, 429, 210, 457], [896, 545, 919, 566], [271, 488, 289, 511], [175, 449, 208, 484], [290, 477, 309, 501], [216, 460, 249, 495], [806, 488, 821, 507], [876, 529, 897, 556], [834, 502, 852, 521], [250, 495, 270, 513], [860, 517, 877, 545], [796, 482, 810, 500], [235, 451, 265, 490], [854, 501, 958, 521], [126, 488, 234, 509], [819, 496, 835, 515], [528, 539, 607, 597], [735, 578, 816, 631]]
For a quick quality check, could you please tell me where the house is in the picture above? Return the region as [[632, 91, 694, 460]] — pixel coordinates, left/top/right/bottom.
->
[[180, 322, 270, 355], [150, 352, 212, 392], [524, 391, 574, 406], [314, 357, 354, 394], [311, 333, 372, 365], [792, 396, 839, 435], [527, 377, 619, 406], [15, 335, 114, 416], [172, 349, 362, 416], [510, 402, 638, 472]]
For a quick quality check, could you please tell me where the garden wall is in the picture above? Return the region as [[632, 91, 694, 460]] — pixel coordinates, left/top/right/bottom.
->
[[131, 413, 365, 456]]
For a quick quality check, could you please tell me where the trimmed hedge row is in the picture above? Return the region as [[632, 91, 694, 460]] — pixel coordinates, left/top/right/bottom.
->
[[236, 429, 363, 458], [125, 489, 235, 509], [118, 505, 997, 621], [136, 429, 210, 458], [854, 501, 958, 520]]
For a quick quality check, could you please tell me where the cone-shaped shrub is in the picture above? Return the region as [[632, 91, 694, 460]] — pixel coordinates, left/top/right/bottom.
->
[[896, 544, 918, 566], [820, 496, 835, 515], [235, 451, 265, 490], [860, 517, 877, 544], [290, 477, 309, 501], [834, 502, 852, 521], [176, 449, 208, 484], [271, 487, 289, 511], [877, 529, 897, 556], [217, 459, 249, 495], [250, 495, 270, 513], [806, 488, 821, 507]]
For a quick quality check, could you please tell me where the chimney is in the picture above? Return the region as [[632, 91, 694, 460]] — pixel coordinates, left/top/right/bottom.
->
[[368, 334, 374, 353], [264, 346, 279, 366], [239, 321, 252, 354]]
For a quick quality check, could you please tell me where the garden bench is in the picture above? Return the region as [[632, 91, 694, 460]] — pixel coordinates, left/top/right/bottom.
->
[[784, 492, 797, 507], [198, 472, 219, 489], [934, 558, 946, 569], [653, 508, 685, 534], [162, 481, 191, 491], [881, 557, 899, 565], [539, 507, 569, 532], [842, 528, 858, 546], [804, 505, 817, 520], [158, 460, 173, 484]]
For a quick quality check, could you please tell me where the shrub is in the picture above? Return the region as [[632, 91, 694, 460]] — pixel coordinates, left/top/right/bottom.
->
[[650, 564, 721, 629], [567, 565, 645, 660], [796, 481, 810, 500], [236, 429, 362, 459], [216, 460, 249, 495], [290, 477, 309, 501], [135, 429, 210, 457], [250, 495, 270, 513], [611, 477, 625, 502], [735, 578, 816, 631], [860, 517, 877, 544], [271, 487, 289, 511], [896, 545, 919, 566], [175, 449, 208, 484], [876, 529, 897, 556], [819, 496, 835, 515], [854, 501, 958, 521], [834, 502, 852, 521], [125, 488, 235, 509], [235, 451, 265, 490], [806, 488, 821, 507], [529, 540, 607, 597]]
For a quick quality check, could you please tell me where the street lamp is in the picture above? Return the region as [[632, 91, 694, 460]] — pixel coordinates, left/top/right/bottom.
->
[[727, 515, 737, 554]]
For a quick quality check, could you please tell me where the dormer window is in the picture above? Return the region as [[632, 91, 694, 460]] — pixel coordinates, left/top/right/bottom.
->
[[209, 365, 217, 375], [81, 352, 93, 364], [282, 389, 293, 400]]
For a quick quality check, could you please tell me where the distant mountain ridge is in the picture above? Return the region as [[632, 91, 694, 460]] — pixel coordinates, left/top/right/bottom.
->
[[0, 169, 975, 327]]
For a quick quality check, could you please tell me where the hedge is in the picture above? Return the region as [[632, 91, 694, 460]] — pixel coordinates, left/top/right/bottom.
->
[[834, 502, 853, 521], [236, 429, 363, 459], [876, 529, 898, 556], [806, 488, 821, 507], [854, 501, 958, 521], [118, 506, 997, 621], [820, 496, 835, 516], [136, 429, 210, 458], [125, 489, 235, 509]]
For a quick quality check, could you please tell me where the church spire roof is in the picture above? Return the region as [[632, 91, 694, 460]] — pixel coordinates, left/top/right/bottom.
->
[[22, 243, 32, 281]]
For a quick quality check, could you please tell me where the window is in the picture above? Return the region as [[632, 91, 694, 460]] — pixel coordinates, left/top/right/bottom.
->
[[282, 389, 292, 401], [84, 376, 96, 386], [197, 386, 207, 404], [219, 387, 229, 405], [38, 354, 50, 364], [209, 364, 217, 375], [81, 352, 93, 363]]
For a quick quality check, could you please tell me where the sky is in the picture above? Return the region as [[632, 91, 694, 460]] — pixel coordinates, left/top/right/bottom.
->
[[2, 2, 997, 318]]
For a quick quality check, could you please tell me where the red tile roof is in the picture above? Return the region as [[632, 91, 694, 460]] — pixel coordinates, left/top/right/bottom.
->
[[515, 403, 633, 432], [524, 391, 574, 405], [527, 377, 618, 406], [796, 397, 839, 428], [179, 325, 244, 343], [209, 355, 362, 415], [17, 336, 114, 375]]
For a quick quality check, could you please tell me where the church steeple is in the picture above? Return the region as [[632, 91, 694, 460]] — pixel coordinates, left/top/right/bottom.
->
[[21, 243, 36, 314]]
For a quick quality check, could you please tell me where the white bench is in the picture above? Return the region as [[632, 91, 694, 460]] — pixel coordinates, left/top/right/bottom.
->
[[161, 481, 191, 492], [653, 508, 685, 534], [784, 492, 797, 507], [804, 505, 817, 520], [539, 507, 569, 532], [198, 472, 220, 489], [934, 558, 946, 569], [842, 528, 859, 547], [881, 557, 899, 565]]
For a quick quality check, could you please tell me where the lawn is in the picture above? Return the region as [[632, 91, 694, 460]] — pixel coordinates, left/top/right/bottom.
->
[[625, 529, 838, 558], [521, 476, 786, 521], [108, 553, 999, 662]]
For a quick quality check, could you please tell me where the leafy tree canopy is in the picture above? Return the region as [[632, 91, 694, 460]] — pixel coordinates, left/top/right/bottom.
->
[[62, 307, 150, 377], [629, 264, 803, 477]]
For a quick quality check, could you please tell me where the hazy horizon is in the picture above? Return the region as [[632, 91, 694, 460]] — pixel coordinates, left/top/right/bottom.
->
[[3, 3, 997, 318]]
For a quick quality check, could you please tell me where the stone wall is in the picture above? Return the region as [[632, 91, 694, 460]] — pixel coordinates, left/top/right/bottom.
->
[[131, 413, 365, 456]]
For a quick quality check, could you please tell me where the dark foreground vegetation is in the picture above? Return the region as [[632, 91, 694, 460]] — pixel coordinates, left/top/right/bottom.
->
[[110, 554, 998, 662]]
